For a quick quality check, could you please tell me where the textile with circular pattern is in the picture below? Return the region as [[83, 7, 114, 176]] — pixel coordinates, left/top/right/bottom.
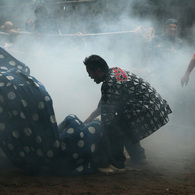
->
[[0, 47, 101, 176]]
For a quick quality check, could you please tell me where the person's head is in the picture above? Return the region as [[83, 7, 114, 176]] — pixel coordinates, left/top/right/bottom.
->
[[1, 21, 13, 32], [83, 55, 109, 84], [165, 19, 178, 37], [34, 5, 48, 19]]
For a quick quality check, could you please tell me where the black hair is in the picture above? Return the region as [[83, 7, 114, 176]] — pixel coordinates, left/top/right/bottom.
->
[[165, 19, 178, 26], [83, 55, 109, 72], [34, 5, 48, 17]]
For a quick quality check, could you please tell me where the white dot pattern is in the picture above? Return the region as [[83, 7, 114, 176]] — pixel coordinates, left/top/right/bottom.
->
[[38, 102, 45, 109], [0, 123, 5, 131], [32, 113, 39, 121], [76, 166, 84, 172], [7, 92, 16, 100], [50, 115, 56, 123], [36, 136, 42, 143], [24, 128, 32, 136], [80, 132, 84, 138], [9, 61, 16, 66], [0, 54, 4, 58], [0, 106, 3, 113], [17, 65, 23, 69], [1, 67, 8, 70], [20, 112, 26, 119], [57, 114, 102, 175], [0, 82, 5, 87], [53, 140, 60, 148], [0, 48, 102, 176], [91, 144, 95, 153], [77, 140, 84, 148], [6, 76, 14, 80], [45, 96, 50, 101], [21, 99, 27, 107], [6, 82, 12, 87], [88, 126, 96, 134], [12, 131, 19, 138], [67, 128, 74, 134]]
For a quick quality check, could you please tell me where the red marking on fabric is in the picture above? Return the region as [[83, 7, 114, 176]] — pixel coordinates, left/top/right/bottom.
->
[[193, 53, 195, 57], [113, 67, 127, 81]]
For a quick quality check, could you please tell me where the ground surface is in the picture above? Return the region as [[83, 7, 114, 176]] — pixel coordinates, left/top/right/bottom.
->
[[0, 126, 195, 195]]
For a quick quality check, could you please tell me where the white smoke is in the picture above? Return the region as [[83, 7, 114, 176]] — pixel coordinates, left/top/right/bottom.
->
[[4, 0, 195, 167]]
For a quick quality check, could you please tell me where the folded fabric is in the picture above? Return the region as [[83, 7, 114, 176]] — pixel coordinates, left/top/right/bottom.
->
[[58, 115, 101, 176], [0, 47, 101, 176]]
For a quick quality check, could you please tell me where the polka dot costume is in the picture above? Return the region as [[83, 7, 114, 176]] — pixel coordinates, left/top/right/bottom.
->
[[0, 68, 60, 172], [58, 115, 101, 176], [0, 46, 30, 74], [0, 47, 102, 176]]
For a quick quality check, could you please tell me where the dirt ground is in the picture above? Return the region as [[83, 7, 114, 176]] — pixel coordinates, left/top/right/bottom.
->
[[0, 127, 195, 195]]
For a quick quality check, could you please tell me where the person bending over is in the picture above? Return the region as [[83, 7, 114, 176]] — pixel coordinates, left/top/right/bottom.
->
[[83, 55, 172, 174]]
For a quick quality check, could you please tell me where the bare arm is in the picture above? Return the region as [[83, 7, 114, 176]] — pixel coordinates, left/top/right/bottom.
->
[[84, 107, 101, 124], [181, 56, 195, 86]]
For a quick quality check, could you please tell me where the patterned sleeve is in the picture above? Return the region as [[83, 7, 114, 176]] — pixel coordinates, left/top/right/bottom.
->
[[0, 47, 30, 74]]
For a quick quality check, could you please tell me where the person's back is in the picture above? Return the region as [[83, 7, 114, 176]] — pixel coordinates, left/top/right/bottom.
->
[[100, 66, 172, 142]]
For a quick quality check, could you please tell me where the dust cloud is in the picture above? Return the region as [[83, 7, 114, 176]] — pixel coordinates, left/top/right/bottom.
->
[[3, 0, 195, 168]]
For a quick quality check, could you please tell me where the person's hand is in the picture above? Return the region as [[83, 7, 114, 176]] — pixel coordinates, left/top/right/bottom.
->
[[181, 74, 189, 87], [84, 117, 93, 124], [84, 108, 100, 124]]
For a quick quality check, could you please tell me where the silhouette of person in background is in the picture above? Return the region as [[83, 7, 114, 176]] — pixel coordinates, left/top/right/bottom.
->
[[1, 21, 15, 33], [25, 5, 60, 34], [151, 18, 183, 58], [0, 21, 19, 48]]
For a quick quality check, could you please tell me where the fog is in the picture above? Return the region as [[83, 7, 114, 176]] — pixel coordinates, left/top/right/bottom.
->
[[4, 0, 195, 167]]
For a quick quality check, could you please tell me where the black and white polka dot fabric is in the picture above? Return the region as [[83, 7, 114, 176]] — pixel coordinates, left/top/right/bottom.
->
[[0, 47, 102, 176], [0, 46, 30, 74], [0, 68, 60, 172], [58, 115, 101, 176]]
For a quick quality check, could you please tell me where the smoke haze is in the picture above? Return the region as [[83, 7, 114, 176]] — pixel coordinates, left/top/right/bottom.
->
[[3, 0, 195, 169]]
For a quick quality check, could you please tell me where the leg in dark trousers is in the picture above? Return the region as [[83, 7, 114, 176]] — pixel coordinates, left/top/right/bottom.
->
[[124, 138, 146, 162], [94, 124, 126, 169], [117, 113, 146, 162]]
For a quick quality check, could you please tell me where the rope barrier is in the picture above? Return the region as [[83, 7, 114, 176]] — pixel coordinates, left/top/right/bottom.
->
[[0, 26, 155, 41], [48, 0, 95, 5], [5, 30, 135, 37], [0, 0, 95, 8], [0, 32, 10, 35]]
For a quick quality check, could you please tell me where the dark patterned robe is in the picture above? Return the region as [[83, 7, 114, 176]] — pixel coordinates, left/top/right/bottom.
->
[[98, 67, 172, 143], [0, 47, 102, 176]]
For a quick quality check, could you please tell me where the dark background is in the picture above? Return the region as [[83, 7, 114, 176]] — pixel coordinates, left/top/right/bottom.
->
[[0, 0, 194, 44]]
